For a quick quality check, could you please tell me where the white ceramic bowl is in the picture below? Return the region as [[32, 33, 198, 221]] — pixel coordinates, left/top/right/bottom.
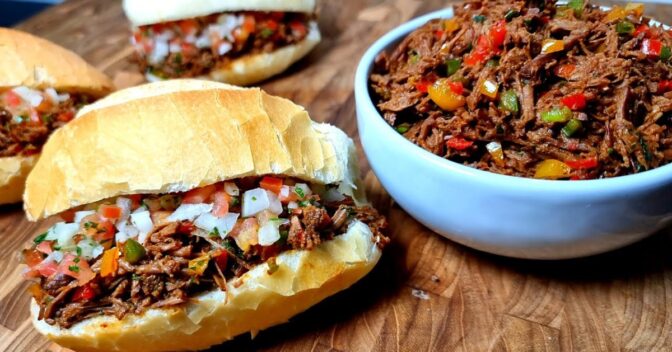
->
[[355, 8, 672, 259]]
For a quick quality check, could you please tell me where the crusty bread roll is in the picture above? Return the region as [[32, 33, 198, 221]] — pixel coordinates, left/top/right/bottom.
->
[[0, 28, 114, 205], [146, 23, 321, 87], [122, 0, 320, 86], [24, 80, 381, 351], [123, 0, 316, 27], [25, 79, 363, 220]]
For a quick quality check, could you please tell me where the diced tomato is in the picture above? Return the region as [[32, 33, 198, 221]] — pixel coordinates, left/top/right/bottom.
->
[[99, 205, 122, 221], [232, 218, 259, 252], [561, 93, 587, 110], [278, 185, 299, 203], [23, 249, 44, 267], [555, 64, 576, 79], [178, 221, 196, 234], [260, 176, 283, 194], [289, 21, 307, 37], [59, 209, 76, 222], [127, 194, 143, 210], [541, 15, 550, 24], [642, 38, 663, 57], [36, 241, 53, 255], [133, 32, 143, 44], [35, 260, 58, 277], [243, 16, 256, 33], [212, 191, 231, 217], [57, 111, 75, 122], [59, 254, 95, 285], [434, 29, 445, 38], [151, 23, 167, 33], [213, 250, 228, 271], [658, 80, 672, 93], [635, 24, 650, 37], [269, 11, 285, 21], [71, 282, 96, 302], [265, 19, 279, 31], [4, 90, 22, 107], [446, 137, 474, 150], [178, 19, 198, 34], [415, 74, 438, 93], [448, 81, 464, 95], [489, 19, 507, 48], [180, 42, 198, 56], [183, 184, 217, 204], [92, 220, 115, 242], [565, 157, 599, 169]]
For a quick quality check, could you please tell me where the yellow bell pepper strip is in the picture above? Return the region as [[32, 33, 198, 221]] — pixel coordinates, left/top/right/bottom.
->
[[541, 106, 573, 123], [625, 3, 644, 17], [100, 247, 119, 278], [604, 6, 626, 23], [188, 254, 211, 276], [486, 141, 505, 167], [443, 19, 460, 33], [534, 159, 572, 179], [480, 79, 499, 99], [541, 39, 565, 54], [429, 78, 466, 111]]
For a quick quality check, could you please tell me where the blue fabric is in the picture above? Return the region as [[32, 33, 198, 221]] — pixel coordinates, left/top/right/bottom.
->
[[0, 1, 52, 27]]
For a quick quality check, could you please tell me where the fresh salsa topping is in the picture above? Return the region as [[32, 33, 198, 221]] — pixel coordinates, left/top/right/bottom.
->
[[22, 176, 388, 328], [1, 87, 93, 157], [131, 11, 313, 79]]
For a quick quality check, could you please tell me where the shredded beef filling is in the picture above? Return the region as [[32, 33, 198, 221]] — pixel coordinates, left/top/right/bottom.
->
[[0, 93, 92, 157], [133, 11, 312, 79], [370, 0, 672, 179], [27, 177, 388, 328]]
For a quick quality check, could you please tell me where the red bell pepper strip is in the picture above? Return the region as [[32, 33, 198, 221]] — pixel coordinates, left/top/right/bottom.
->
[[565, 157, 598, 169], [561, 93, 587, 110], [448, 81, 464, 95], [446, 137, 474, 150], [642, 38, 663, 57]]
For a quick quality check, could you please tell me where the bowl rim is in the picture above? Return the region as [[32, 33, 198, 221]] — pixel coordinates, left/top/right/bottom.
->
[[355, 7, 672, 194]]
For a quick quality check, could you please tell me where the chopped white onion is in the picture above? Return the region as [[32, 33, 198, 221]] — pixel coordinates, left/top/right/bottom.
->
[[74, 210, 95, 224], [258, 219, 289, 246], [266, 191, 283, 215], [194, 212, 239, 238], [279, 185, 290, 199], [131, 211, 153, 242], [242, 188, 270, 217], [77, 238, 104, 260], [195, 34, 211, 49], [43, 250, 64, 264], [149, 40, 169, 64], [116, 197, 132, 222], [169, 42, 182, 53], [295, 183, 312, 198], [44, 87, 59, 103], [287, 201, 298, 210], [323, 188, 346, 203], [224, 182, 239, 196], [46, 222, 80, 247], [12, 86, 43, 107], [167, 203, 213, 222], [184, 34, 196, 43], [218, 42, 232, 56]]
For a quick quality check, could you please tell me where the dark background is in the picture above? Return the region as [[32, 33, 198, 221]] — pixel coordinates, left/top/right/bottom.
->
[[0, 0, 60, 26]]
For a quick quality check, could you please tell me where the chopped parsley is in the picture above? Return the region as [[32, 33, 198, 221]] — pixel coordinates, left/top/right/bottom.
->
[[231, 197, 240, 206], [473, 15, 486, 23], [294, 187, 305, 198], [74, 257, 80, 263], [132, 273, 141, 281], [84, 221, 97, 230], [209, 227, 220, 238], [76, 246, 82, 256], [68, 265, 80, 273], [260, 28, 274, 38], [33, 232, 48, 244]]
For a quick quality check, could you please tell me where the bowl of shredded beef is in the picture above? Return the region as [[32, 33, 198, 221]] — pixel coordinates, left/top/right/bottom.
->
[[355, 0, 672, 259]]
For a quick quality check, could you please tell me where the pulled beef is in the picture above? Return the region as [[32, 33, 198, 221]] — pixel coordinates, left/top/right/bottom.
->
[[0, 93, 92, 157], [135, 12, 312, 79], [370, 0, 672, 178], [32, 196, 388, 328]]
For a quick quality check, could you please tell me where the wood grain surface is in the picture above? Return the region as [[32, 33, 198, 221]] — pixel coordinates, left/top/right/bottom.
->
[[2, 0, 672, 351]]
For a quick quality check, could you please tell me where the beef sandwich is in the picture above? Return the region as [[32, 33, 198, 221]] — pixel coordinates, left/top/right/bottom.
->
[[123, 0, 321, 85], [0, 28, 113, 205], [21, 80, 388, 351]]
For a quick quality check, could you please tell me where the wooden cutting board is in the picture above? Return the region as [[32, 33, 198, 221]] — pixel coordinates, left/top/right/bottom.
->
[[1, 0, 672, 351]]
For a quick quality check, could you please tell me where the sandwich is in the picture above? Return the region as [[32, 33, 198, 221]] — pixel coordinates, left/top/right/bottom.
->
[[0, 28, 114, 205], [21, 79, 389, 351], [123, 0, 321, 85]]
